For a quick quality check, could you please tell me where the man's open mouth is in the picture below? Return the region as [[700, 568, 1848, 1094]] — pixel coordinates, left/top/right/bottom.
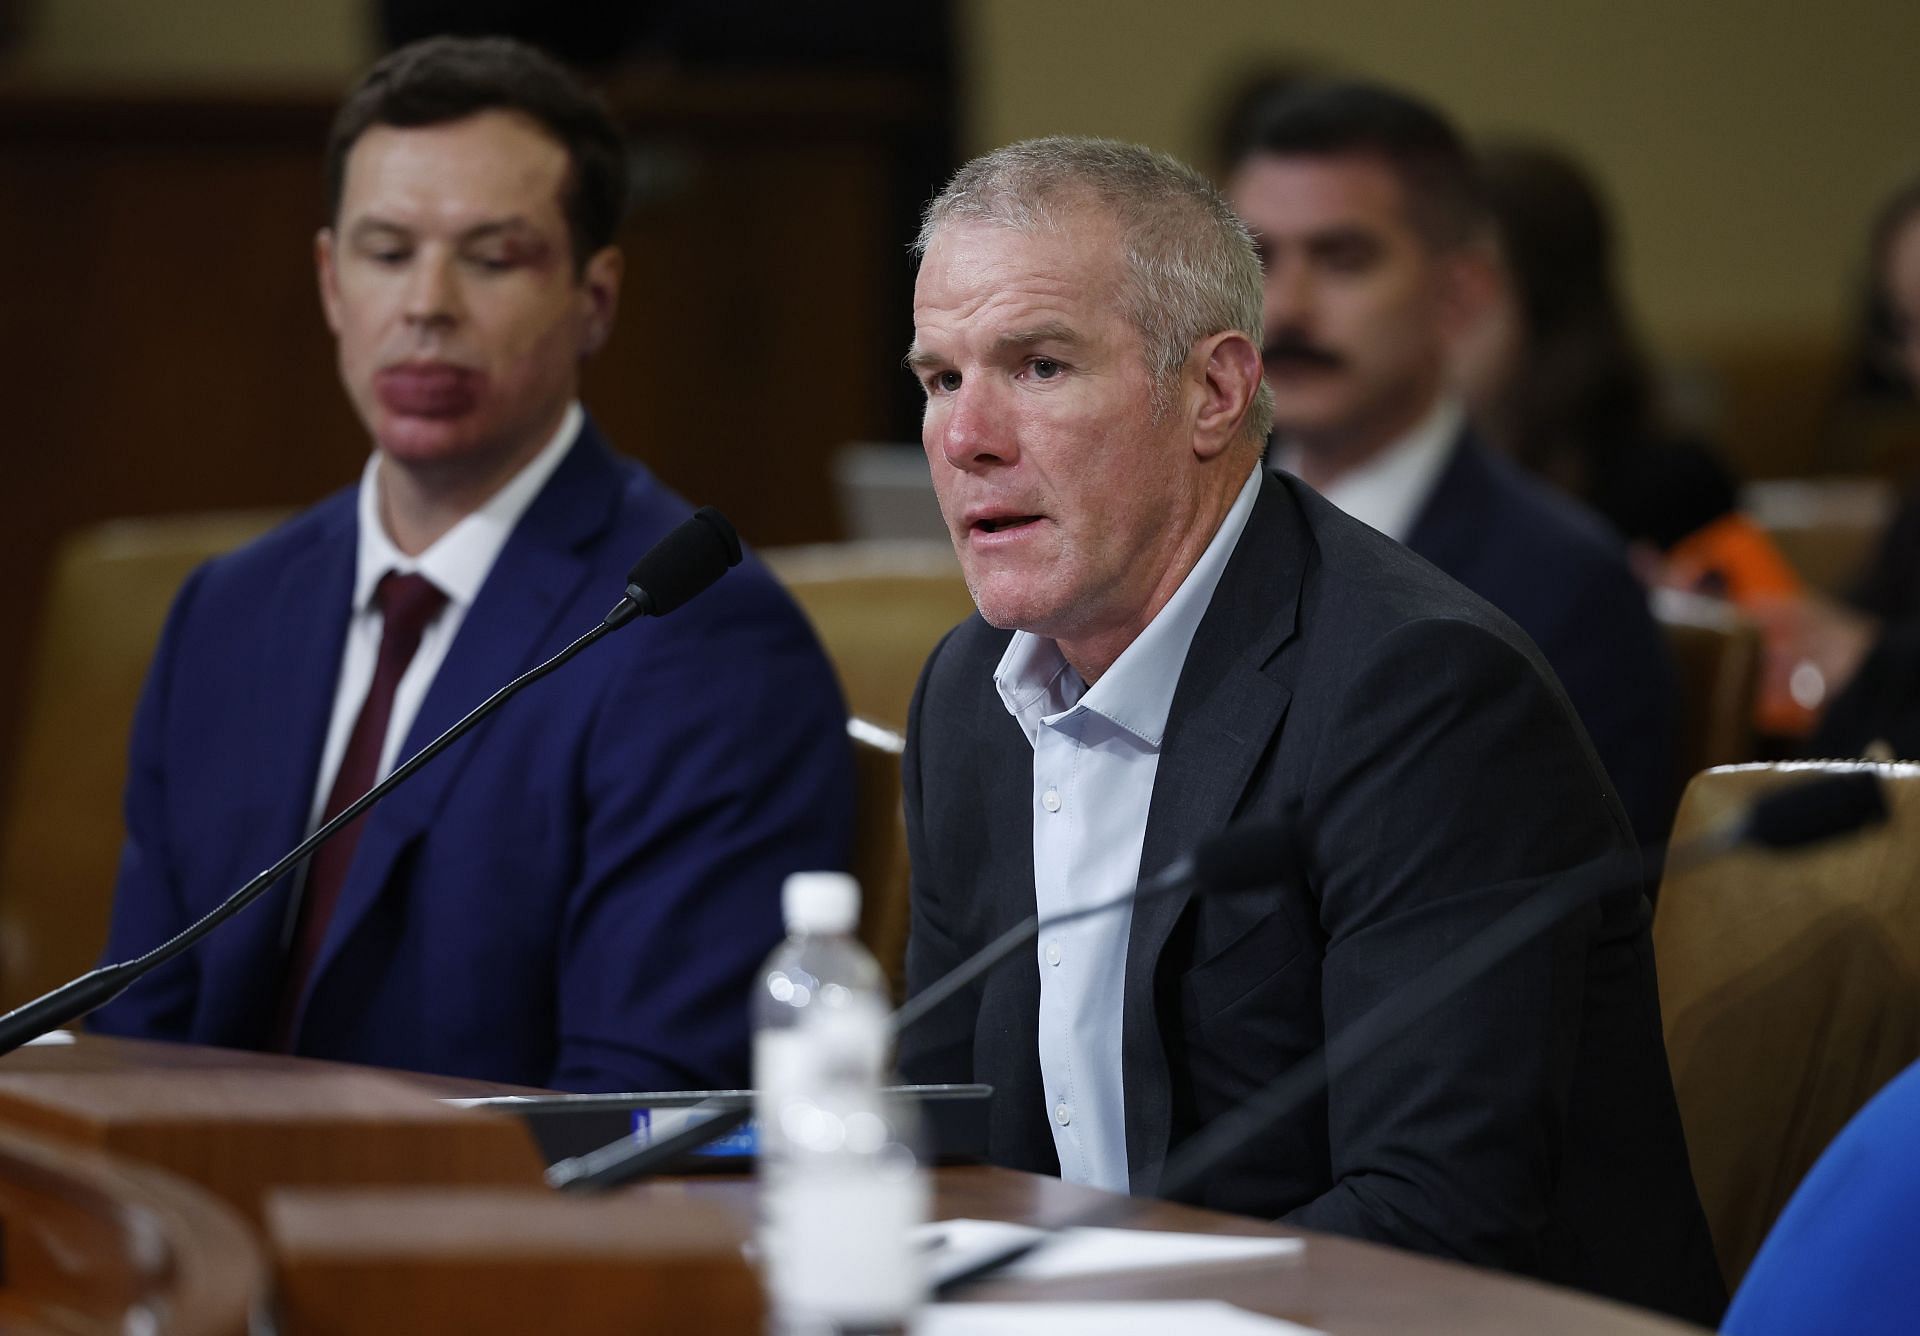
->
[[975, 515, 1042, 534]]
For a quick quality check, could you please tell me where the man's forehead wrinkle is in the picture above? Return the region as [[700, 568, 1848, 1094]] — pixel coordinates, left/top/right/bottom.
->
[[911, 216, 1130, 375], [1259, 226, 1386, 265], [915, 287, 1090, 358], [347, 213, 538, 239], [340, 123, 569, 235], [1236, 157, 1424, 251]]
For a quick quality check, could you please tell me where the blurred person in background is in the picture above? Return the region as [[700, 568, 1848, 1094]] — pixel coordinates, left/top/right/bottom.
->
[[1457, 141, 1799, 603], [1454, 141, 1815, 739], [1763, 176, 1920, 758], [1225, 81, 1679, 844]]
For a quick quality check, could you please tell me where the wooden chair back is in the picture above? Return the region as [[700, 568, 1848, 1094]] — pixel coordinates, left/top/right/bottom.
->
[[1654, 760, 1920, 1289]]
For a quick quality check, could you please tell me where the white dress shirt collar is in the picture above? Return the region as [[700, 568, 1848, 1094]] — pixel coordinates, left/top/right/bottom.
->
[[352, 401, 583, 614], [987, 462, 1262, 1192], [995, 461, 1265, 747], [1274, 396, 1463, 542]]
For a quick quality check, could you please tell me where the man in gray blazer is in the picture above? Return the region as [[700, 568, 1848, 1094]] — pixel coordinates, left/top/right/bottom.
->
[[898, 136, 1722, 1324]]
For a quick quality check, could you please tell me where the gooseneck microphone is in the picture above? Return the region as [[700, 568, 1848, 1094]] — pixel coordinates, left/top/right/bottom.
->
[[889, 820, 1284, 1036], [604, 506, 741, 625], [0, 507, 743, 1059], [546, 822, 1286, 1193], [931, 770, 1891, 1296]]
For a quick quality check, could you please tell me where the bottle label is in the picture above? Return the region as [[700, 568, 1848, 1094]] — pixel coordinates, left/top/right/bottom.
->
[[754, 998, 890, 1162], [762, 1156, 929, 1323]]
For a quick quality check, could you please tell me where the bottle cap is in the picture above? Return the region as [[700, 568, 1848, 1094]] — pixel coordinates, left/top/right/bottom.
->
[[783, 871, 861, 935]]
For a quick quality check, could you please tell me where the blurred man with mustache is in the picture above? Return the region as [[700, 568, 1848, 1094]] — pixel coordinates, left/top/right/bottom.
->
[[1227, 81, 1678, 846], [90, 37, 852, 1090]]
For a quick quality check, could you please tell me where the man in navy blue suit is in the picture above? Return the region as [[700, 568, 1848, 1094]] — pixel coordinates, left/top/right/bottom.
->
[[90, 36, 853, 1091], [1226, 81, 1677, 845]]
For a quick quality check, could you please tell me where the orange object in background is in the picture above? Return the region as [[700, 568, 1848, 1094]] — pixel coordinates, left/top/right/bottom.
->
[[1665, 514, 1816, 738], [1666, 513, 1805, 605]]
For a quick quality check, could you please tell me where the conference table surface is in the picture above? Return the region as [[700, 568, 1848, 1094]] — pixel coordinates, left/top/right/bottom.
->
[[0, 1034, 1707, 1334], [652, 1168, 1708, 1335]]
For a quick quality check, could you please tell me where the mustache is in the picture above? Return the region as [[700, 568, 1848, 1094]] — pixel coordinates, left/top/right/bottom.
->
[[1261, 333, 1344, 371]]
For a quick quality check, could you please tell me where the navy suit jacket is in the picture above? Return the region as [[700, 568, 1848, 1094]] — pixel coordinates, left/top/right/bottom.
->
[[1404, 433, 1678, 843], [91, 423, 854, 1092], [901, 471, 1723, 1324]]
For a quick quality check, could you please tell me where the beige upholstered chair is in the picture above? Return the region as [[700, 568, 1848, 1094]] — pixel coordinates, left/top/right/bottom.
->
[[760, 540, 974, 732], [845, 719, 910, 999], [1654, 760, 1920, 1290], [761, 540, 975, 998], [0, 511, 288, 1010]]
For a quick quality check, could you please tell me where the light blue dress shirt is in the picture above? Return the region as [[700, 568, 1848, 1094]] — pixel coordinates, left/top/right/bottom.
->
[[991, 464, 1262, 1190]]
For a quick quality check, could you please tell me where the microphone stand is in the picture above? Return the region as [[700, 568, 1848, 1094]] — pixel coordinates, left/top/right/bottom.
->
[[0, 508, 742, 1057], [929, 770, 1890, 1295], [547, 827, 1287, 1192]]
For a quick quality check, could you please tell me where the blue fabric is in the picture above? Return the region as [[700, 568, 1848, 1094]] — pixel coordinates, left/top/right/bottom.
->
[[1723, 1057, 1920, 1335], [1405, 432, 1679, 845], [90, 422, 854, 1092]]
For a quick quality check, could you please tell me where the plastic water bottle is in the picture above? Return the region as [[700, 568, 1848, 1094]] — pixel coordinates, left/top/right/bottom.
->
[[754, 872, 926, 1333]]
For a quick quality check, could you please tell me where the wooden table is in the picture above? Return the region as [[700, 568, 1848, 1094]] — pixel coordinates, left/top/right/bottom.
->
[[0, 1036, 1707, 1334], [634, 1167, 1707, 1336], [0, 1120, 267, 1335]]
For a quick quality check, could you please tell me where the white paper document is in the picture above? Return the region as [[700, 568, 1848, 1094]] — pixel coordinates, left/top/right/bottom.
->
[[917, 1300, 1323, 1335], [921, 1216, 1304, 1285]]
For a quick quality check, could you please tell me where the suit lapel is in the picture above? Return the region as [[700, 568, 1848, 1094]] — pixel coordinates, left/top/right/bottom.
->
[[198, 497, 358, 1044], [1122, 471, 1308, 1190], [293, 426, 623, 1024]]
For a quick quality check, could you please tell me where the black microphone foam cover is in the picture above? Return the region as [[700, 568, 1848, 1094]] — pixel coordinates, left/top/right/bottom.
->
[[1193, 820, 1287, 894], [625, 507, 742, 617], [1741, 771, 1889, 850]]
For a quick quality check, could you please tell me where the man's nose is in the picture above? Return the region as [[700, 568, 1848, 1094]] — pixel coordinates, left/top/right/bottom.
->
[[933, 381, 1016, 472], [404, 254, 462, 327], [1263, 262, 1314, 337]]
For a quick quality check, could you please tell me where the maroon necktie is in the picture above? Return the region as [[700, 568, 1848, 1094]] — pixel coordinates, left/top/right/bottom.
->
[[275, 570, 448, 1049]]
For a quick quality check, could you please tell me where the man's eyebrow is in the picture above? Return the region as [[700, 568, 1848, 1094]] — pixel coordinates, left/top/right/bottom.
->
[[344, 216, 543, 244], [1303, 223, 1384, 251], [902, 321, 1085, 373], [993, 322, 1081, 354], [346, 217, 412, 243], [456, 217, 542, 245]]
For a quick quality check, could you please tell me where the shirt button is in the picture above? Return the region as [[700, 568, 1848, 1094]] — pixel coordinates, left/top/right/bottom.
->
[[1055, 1102, 1072, 1127], [1042, 788, 1061, 813], [1045, 941, 1062, 966]]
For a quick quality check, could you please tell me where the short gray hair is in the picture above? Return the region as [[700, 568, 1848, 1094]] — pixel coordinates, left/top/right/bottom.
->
[[915, 136, 1273, 445]]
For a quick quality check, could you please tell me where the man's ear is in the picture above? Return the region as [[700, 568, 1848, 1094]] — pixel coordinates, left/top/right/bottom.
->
[[316, 228, 343, 336], [578, 246, 624, 355], [1190, 330, 1264, 460]]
